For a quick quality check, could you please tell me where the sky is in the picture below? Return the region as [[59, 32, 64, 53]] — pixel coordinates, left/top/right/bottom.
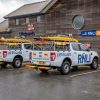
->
[[0, 0, 45, 22]]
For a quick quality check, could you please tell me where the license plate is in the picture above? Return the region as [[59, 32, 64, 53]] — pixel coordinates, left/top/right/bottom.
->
[[39, 61, 45, 65]]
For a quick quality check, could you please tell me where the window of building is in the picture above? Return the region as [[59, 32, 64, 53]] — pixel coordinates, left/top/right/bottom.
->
[[20, 18, 26, 25], [72, 15, 85, 29], [37, 16, 41, 23], [15, 19, 19, 25], [26, 17, 30, 24], [9, 19, 16, 26]]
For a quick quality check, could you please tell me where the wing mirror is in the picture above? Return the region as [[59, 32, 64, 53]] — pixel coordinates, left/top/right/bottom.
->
[[87, 48, 90, 52]]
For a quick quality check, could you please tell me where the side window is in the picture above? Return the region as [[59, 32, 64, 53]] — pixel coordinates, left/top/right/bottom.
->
[[8, 44, 21, 50], [16, 19, 19, 25], [24, 44, 33, 50], [79, 44, 88, 51], [34, 45, 41, 51], [72, 44, 80, 51], [66, 44, 70, 51]]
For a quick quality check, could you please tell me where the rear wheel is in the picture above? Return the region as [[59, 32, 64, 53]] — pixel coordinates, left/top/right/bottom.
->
[[90, 58, 98, 70], [13, 58, 22, 68], [0, 62, 8, 68], [60, 61, 71, 75]]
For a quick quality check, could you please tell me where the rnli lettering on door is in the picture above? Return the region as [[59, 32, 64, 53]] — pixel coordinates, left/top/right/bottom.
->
[[78, 53, 91, 63]]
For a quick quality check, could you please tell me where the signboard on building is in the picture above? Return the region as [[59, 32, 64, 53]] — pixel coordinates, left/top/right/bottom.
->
[[27, 24, 34, 31], [81, 30, 100, 36], [81, 30, 96, 36], [19, 32, 35, 37]]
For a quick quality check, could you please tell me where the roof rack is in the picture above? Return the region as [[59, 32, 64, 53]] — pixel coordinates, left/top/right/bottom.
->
[[0, 37, 31, 43], [33, 36, 78, 42]]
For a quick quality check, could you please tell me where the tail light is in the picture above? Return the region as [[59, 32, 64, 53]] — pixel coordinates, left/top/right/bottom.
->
[[29, 52, 32, 60], [3, 51, 7, 58], [50, 52, 56, 61]]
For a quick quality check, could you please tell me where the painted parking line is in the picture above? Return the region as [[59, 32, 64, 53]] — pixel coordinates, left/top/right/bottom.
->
[[70, 70, 100, 78]]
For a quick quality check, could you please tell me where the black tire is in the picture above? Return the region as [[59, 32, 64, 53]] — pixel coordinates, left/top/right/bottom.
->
[[60, 61, 71, 75], [13, 58, 22, 68], [90, 58, 98, 70], [0, 62, 8, 68]]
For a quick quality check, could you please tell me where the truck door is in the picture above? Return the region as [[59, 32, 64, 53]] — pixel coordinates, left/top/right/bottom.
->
[[71, 43, 82, 65], [78, 43, 92, 65], [23, 44, 32, 61], [72, 43, 92, 65]]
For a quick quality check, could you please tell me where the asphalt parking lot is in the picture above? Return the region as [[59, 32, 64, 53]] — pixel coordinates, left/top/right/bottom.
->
[[0, 66, 100, 100]]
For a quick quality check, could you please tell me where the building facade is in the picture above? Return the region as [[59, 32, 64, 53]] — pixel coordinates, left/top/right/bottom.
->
[[0, 20, 10, 37], [4, 0, 100, 55]]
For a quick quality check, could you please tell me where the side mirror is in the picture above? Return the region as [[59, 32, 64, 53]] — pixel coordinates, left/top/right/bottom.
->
[[87, 48, 90, 52]]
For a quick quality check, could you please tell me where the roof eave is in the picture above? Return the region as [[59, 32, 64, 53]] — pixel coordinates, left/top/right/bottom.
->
[[41, 0, 58, 13], [4, 12, 44, 19]]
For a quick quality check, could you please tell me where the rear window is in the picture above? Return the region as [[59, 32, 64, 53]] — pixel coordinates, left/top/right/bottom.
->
[[55, 45, 69, 51], [24, 44, 33, 50]]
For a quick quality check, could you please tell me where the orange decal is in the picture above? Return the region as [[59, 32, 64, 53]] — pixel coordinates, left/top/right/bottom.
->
[[96, 30, 100, 36], [44, 53, 48, 57], [33, 53, 36, 57]]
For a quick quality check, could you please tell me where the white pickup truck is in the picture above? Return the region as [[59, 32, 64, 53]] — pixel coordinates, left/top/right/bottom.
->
[[31, 42, 99, 75], [0, 43, 33, 68]]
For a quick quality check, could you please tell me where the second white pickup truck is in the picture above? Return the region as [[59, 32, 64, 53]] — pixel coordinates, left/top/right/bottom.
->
[[0, 43, 33, 68]]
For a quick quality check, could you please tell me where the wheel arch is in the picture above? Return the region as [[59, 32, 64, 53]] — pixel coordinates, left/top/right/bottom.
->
[[62, 57, 72, 66], [92, 56, 99, 63], [13, 55, 23, 61]]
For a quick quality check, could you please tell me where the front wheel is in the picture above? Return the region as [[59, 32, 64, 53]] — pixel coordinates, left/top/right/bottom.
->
[[13, 58, 22, 68], [60, 61, 71, 75], [90, 58, 98, 70]]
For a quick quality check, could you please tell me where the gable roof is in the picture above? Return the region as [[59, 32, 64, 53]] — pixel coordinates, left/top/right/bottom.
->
[[4, 0, 58, 19], [0, 20, 9, 32]]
